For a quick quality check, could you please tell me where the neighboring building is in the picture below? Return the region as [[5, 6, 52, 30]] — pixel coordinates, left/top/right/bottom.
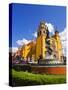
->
[[18, 21, 63, 62]]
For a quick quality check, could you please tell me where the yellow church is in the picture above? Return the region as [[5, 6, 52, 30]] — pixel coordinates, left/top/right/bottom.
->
[[19, 21, 63, 62]]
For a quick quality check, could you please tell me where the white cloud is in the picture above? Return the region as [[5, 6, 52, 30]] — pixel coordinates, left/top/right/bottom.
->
[[59, 28, 67, 56], [16, 38, 31, 46], [9, 47, 18, 53], [59, 28, 67, 41], [33, 31, 37, 38], [45, 22, 54, 34]]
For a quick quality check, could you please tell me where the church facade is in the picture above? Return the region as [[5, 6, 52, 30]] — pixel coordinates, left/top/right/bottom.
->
[[19, 21, 63, 62]]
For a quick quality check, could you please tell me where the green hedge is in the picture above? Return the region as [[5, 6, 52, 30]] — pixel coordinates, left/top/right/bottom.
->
[[13, 64, 31, 72], [12, 69, 66, 86]]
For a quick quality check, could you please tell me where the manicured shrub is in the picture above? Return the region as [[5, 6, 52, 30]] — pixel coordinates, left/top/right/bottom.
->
[[13, 64, 31, 72]]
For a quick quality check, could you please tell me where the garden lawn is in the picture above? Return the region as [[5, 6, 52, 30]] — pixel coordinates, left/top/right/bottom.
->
[[12, 69, 66, 86]]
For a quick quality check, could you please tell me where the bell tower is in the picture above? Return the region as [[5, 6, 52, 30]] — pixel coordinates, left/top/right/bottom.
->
[[53, 31, 63, 61], [37, 21, 48, 36], [36, 21, 48, 60]]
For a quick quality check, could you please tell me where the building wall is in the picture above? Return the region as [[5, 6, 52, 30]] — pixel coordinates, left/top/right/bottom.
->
[[36, 34, 46, 60], [53, 35, 63, 61], [41, 35, 46, 59], [36, 35, 42, 60], [21, 41, 36, 60], [20, 34, 62, 61], [21, 44, 31, 59]]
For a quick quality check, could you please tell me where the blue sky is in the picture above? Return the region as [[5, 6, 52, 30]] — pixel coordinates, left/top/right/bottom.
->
[[11, 3, 66, 47]]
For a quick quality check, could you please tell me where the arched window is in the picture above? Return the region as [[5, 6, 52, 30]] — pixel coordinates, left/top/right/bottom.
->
[[43, 30, 45, 34]]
